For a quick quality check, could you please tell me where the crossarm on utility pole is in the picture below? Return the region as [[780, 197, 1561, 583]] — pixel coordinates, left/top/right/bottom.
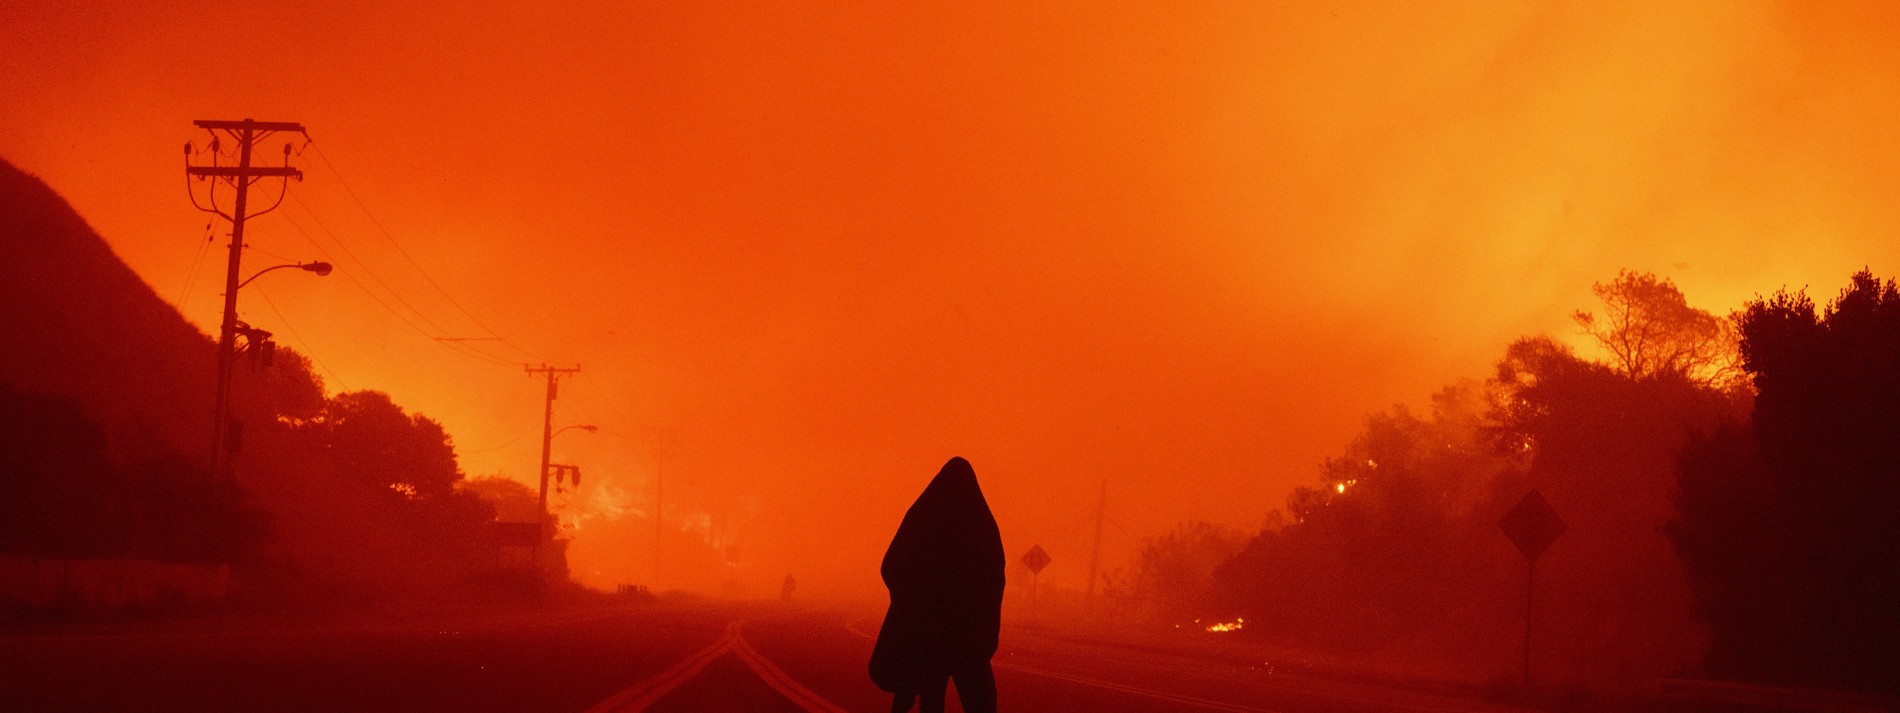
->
[[195, 119, 306, 132], [187, 166, 303, 178]]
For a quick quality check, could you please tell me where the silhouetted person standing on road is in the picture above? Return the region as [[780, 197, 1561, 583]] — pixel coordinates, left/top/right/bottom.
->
[[870, 456, 1005, 713]]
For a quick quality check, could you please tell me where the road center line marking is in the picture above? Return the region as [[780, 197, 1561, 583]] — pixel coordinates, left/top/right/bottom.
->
[[849, 619, 1275, 713], [728, 620, 849, 713], [585, 620, 850, 713], [852, 619, 1492, 713], [584, 635, 731, 713]]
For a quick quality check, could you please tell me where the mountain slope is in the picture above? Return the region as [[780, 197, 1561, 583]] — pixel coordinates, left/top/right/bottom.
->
[[0, 157, 216, 462]]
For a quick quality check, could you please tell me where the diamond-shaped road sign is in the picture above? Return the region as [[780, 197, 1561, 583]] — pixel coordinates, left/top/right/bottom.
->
[[1499, 489, 1566, 562], [1022, 545, 1051, 575]]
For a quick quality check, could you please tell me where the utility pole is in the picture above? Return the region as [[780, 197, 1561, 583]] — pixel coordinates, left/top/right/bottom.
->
[[185, 119, 304, 480], [1085, 477, 1107, 609], [624, 426, 681, 589], [654, 452, 663, 586], [647, 427, 680, 588], [526, 363, 581, 569]]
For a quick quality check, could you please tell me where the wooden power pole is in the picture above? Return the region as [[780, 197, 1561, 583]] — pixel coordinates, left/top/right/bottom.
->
[[185, 118, 304, 480], [1085, 477, 1107, 608], [526, 364, 581, 569], [638, 426, 681, 589]]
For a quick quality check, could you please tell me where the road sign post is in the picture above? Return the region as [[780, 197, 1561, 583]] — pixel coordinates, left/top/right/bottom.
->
[[1022, 545, 1051, 625], [1499, 489, 1566, 689]]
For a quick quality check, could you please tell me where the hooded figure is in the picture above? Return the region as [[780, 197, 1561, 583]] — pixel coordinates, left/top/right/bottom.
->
[[869, 457, 1006, 713]]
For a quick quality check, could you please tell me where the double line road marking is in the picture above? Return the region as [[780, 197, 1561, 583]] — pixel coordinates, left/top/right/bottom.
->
[[586, 620, 846, 713], [843, 618, 1273, 713]]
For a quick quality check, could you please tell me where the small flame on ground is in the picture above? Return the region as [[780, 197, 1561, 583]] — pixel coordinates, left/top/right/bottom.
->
[[1205, 617, 1244, 633]]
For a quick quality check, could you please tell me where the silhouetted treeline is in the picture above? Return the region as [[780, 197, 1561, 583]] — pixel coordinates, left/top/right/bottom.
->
[[0, 158, 516, 605], [240, 386, 503, 597], [1213, 381, 1525, 668], [1197, 270, 1900, 695], [1202, 270, 1900, 695], [1102, 520, 1245, 617], [1671, 271, 1900, 694]]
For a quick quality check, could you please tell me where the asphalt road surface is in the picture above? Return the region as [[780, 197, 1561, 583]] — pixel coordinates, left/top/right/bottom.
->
[[0, 600, 1536, 712]]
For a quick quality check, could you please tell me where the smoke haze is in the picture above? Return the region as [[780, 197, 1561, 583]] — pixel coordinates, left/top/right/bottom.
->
[[4, 1, 1900, 595]]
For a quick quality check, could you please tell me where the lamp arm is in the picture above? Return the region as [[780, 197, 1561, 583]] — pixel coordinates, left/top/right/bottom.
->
[[237, 263, 300, 291]]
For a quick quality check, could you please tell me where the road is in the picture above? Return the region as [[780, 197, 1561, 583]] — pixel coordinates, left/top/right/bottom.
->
[[0, 600, 1536, 712]]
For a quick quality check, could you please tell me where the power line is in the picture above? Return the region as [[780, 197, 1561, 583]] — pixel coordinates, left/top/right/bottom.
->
[[243, 241, 301, 263], [279, 201, 513, 366], [564, 383, 675, 443], [285, 194, 450, 334], [174, 225, 214, 314], [457, 429, 534, 454], [252, 284, 352, 392], [277, 207, 514, 367], [307, 141, 549, 363], [283, 192, 522, 366], [1104, 515, 1142, 543], [561, 387, 618, 432]]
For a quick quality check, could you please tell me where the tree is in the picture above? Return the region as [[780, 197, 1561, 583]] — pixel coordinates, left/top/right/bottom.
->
[[1487, 331, 1737, 685], [1671, 270, 1900, 694], [1219, 273, 1743, 683], [244, 389, 504, 595], [1573, 270, 1742, 389], [1127, 521, 1245, 618], [310, 390, 462, 499], [1216, 382, 1519, 651], [462, 476, 540, 522]]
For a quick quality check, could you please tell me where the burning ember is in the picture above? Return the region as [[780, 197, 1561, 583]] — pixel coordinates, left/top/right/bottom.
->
[[1204, 617, 1244, 633]]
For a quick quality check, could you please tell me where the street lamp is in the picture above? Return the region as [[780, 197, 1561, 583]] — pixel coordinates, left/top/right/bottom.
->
[[554, 424, 599, 439], [211, 260, 332, 479], [238, 261, 333, 290]]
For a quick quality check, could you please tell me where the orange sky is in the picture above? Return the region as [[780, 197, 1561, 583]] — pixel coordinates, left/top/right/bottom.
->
[[4, 1, 1899, 595]]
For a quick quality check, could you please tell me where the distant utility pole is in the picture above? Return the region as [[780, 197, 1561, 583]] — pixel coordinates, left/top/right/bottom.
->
[[1085, 478, 1107, 608], [526, 363, 581, 568], [184, 119, 305, 480], [639, 426, 681, 588], [655, 449, 664, 585]]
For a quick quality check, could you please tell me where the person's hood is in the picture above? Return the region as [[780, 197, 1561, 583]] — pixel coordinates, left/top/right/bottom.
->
[[880, 456, 1005, 589]]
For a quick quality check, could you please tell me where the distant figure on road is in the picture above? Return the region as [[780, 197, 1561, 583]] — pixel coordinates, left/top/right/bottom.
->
[[869, 457, 1005, 713], [781, 573, 797, 602]]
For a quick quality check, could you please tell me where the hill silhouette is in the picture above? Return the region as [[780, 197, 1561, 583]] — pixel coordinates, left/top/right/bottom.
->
[[0, 157, 509, 599], [0, 157, 216, 463]]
